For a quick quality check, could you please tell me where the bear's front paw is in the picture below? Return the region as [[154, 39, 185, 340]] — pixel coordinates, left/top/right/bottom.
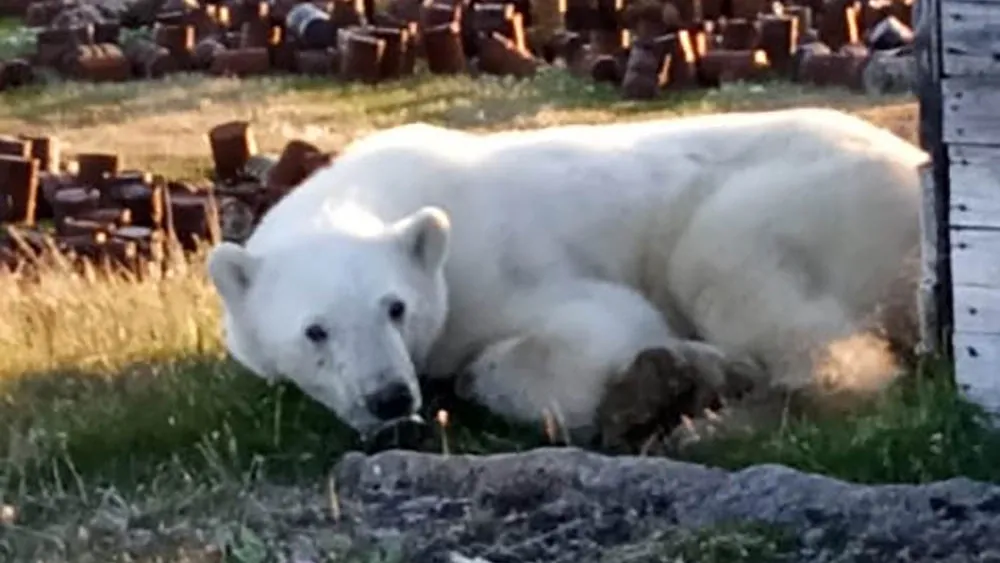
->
[[596, 342, 768, 453], [597, 347, 725, 453], [451, 365, 526, 422], [668, 341, 762, 399]]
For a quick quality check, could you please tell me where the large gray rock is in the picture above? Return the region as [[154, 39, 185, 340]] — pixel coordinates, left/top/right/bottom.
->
[[317, 447, 1000, 562]]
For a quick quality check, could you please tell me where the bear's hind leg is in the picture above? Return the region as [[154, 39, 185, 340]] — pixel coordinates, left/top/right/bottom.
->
[[671, 251, 907, 449], [666, 158, 915, 409]]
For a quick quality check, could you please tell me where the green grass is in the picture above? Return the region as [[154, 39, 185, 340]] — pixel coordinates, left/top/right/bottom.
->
[[0, 54, 990, 560], [605, 521, 798, 563], [681, 359, 1000, 484], [0, 17, 31, 59]]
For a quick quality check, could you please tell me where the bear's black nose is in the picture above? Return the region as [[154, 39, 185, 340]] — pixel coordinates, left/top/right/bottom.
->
[[365, 381, 415, 421]]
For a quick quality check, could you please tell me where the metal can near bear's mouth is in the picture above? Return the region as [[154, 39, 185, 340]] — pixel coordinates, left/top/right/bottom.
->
[[362, 413, 429, 453]]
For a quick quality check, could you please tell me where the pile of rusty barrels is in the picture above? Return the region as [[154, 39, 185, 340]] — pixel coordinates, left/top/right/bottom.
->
[[0, 120, 334, 274], [0, 0, 917, 99]]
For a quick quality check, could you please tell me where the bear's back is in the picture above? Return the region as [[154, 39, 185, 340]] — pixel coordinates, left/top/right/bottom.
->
[[246, 108, 925, 257]]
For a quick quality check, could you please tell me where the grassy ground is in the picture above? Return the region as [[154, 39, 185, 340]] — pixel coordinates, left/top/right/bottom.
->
[[1, 67, 999, 562]]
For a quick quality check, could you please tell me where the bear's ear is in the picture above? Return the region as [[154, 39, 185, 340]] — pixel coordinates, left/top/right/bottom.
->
[[391, 206, 451, 273], [207, 242, 259, 307]]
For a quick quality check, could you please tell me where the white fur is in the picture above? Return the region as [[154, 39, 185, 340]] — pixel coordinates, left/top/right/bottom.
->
[[459, 280, 676, 434], [207, 107, 927, 436]]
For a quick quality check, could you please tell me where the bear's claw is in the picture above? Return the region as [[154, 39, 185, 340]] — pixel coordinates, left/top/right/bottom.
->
[[596, 342, 765, 453]]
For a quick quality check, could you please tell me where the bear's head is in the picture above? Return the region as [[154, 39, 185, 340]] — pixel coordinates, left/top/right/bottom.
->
[[206, 206, 452, 438]]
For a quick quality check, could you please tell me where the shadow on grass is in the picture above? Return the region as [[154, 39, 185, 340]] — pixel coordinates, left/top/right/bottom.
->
[[2, 355, 353, 489], [2, 350, 999, 502], [0, 353, 549, 495], [0, 353, 552, 562], [680, 357, 1000, 485]]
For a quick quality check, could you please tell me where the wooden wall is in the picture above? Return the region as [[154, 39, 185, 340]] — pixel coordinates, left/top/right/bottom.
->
[[924, 0, 1000, 412]]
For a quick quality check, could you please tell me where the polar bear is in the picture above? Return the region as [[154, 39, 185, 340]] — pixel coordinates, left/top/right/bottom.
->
[[206, 107, 927, 441]]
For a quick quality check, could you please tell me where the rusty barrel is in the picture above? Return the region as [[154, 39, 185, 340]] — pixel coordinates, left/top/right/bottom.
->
[[0, 59, 35, 91], [286, 2, 335, 49], [0, 155, 39, 225], [341, 30, 385, 83], [208, 120, 259, 183], [63, 43, 132, 82]]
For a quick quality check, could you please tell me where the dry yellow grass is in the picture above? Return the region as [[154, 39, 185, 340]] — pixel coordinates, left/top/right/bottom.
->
[[0, 250, 220, 377]]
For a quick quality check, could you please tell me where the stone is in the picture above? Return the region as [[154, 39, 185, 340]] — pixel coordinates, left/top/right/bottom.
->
[[295, 447, 1000, 562]]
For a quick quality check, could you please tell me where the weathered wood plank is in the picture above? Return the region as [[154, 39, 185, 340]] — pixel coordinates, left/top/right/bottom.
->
[[918, 0, 942, 152], [918, 0, 955, 355], [943, 77, 1000, 144], [941, 0, 1000, 6], [942, 0, 1000, 76], [920, 162, 942, 352], [919, 0, 943, 152], [949, 227, 1000, 287], [954, 331, 1000, 414], [949, 144, 1000, 228], [953, 284, 1000, 333]]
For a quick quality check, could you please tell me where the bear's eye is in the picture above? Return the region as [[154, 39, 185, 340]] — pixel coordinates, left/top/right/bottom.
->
[[388, 300, 406, 323], [304, 323, 328, 343]]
